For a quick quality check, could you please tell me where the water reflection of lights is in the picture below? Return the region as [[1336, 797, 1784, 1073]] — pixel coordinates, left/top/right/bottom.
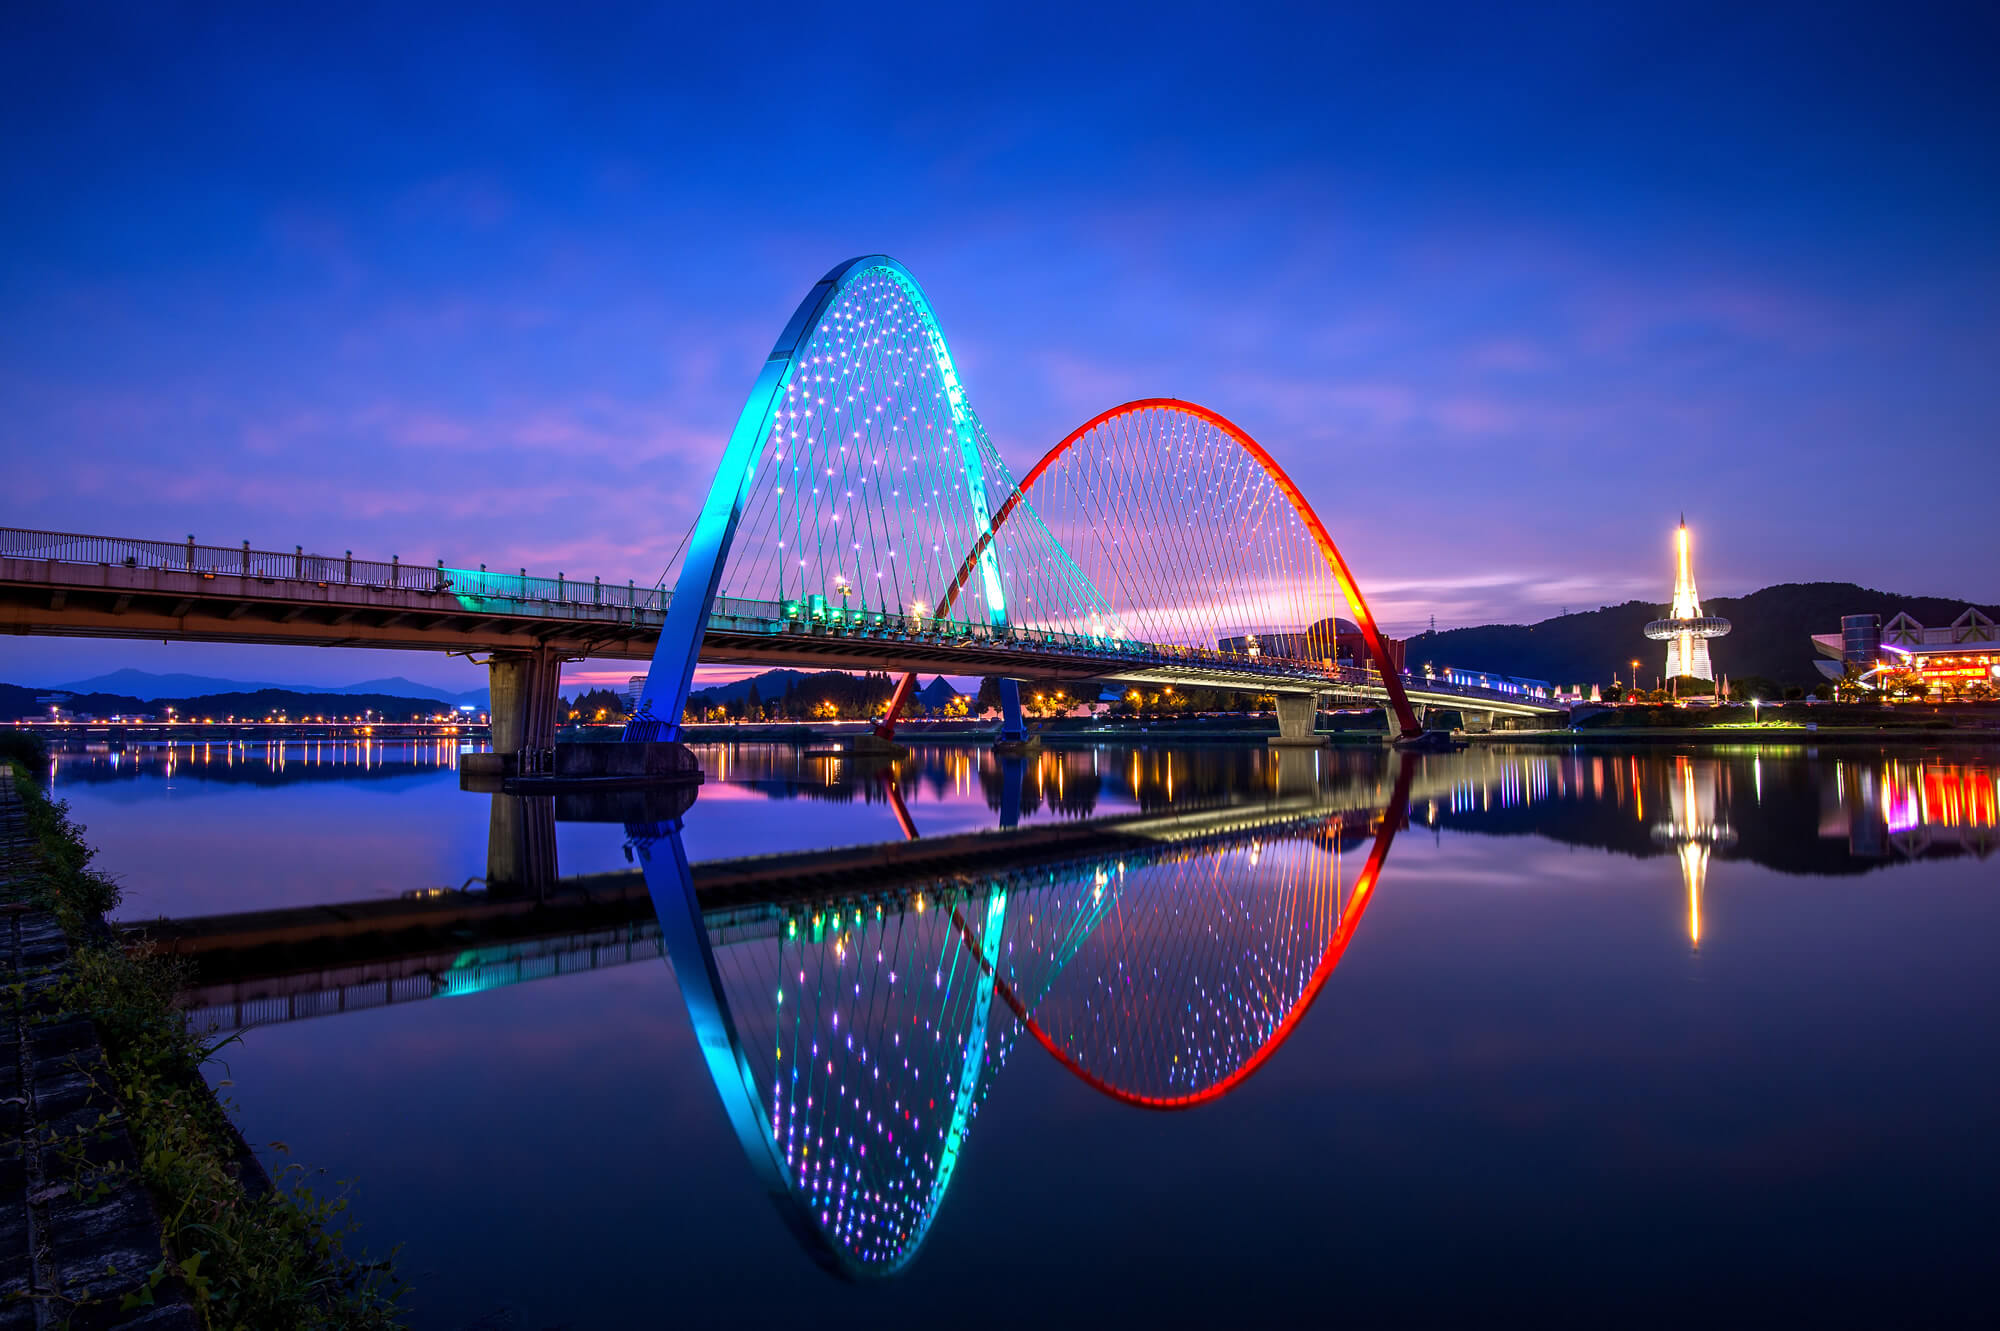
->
[[43, 737, 470, 789], [1845, 759, 2000, 859], [1651, 758, 1736, 949], [633, 758, 1415, 1281]]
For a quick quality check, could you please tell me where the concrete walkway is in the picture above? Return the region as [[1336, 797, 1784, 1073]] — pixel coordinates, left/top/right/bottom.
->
[[0, 766, 194, 1329]]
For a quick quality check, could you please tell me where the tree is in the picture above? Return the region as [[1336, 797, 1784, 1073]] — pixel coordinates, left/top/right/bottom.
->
[[563, 688, 628, 723]]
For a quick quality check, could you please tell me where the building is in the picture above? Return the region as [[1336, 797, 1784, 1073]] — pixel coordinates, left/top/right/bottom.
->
[[1217, 618, 1407, 674], [624, 675, 646, 713], [1812, 608, 2000, 692], [1643, 517, 1730, 682]]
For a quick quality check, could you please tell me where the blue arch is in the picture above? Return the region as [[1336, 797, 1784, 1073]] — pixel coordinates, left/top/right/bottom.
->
[[630, 818, 1006, 1279], [626, 256, 1006, 741]]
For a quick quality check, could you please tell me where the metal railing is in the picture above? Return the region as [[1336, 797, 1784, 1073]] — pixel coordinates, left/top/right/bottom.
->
[[0, 525, 677, 611], [2, 526, 447, 593], [440, 564, 670, 613]]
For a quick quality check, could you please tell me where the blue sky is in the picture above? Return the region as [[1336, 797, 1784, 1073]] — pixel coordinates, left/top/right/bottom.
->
[[3, 1, 1995, 690]]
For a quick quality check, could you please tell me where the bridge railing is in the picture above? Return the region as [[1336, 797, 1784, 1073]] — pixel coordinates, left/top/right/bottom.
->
[[3, 526, 448, 593], [0, 526, 681, 613], [440, 564, 670, 613]]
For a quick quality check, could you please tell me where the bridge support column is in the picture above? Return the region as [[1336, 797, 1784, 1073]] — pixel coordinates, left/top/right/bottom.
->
[[998, 753, 1025, 829], [995, 678, 1027, 745], [486, 794, 557, 896], [1270, 746, 1320, 796], [1382, 703, 1409, 741], [488, 645, 564, 774], [1268, 692, 1323, 747]]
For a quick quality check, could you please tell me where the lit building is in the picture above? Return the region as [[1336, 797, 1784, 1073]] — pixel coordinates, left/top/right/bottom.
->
[[1643, 517, 1730, 682], [1811, 607, 2000, 692], [1217, 618, 1407, 673]]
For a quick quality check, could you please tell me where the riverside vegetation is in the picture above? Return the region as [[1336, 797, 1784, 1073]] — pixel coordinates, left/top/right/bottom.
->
[[2, 734, 404, 1330]]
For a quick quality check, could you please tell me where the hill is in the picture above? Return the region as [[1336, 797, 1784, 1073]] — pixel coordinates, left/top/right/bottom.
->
[[686, 669, 811, 706], [1, 682, 473, 722], [1404, 582, 2000, 688], [56, 668, 487, 708], [58, 669, 295, 698]]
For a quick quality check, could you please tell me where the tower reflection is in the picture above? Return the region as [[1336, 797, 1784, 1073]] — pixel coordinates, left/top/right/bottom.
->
[[1652, 756, 1737, 948]]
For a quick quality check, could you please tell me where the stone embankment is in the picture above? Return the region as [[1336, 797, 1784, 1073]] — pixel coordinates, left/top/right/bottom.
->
[[1, 767, 195, 1329]]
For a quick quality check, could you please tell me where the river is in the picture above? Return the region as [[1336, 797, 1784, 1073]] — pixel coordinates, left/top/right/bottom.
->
[[37, 735, 2000, 1328]]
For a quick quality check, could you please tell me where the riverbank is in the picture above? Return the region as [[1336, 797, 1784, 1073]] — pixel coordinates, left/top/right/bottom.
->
[[0, 740, 404, 1329]]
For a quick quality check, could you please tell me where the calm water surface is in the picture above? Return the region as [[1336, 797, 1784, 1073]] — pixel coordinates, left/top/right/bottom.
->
[[42, 736, 2000, 1328]]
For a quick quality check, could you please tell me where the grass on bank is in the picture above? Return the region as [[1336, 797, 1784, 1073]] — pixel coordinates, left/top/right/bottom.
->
[[4, 738, 404, 1330]]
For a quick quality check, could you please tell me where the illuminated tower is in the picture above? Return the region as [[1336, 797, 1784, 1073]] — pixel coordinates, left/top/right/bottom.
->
[[1644, 516, 1731, 683]]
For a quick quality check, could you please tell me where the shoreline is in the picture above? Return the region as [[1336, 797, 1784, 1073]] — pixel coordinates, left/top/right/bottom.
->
[[0, 739, 405, 1328]]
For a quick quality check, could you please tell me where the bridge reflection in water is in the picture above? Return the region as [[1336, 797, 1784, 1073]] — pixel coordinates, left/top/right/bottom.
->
[[627, 753, 1415, 1278], [145, 747, 1414, 1280]]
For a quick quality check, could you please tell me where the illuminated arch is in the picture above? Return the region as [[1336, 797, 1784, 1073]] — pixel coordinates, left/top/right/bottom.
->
[[882, 398, 1422, 737], [626, 255, 1026, 741]]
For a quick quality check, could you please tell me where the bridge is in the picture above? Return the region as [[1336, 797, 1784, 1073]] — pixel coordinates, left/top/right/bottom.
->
[[3, 255, 1567, 763]]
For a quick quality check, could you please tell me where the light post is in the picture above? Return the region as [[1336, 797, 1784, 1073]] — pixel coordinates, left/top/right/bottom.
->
[[1751, 697, 1761, 726]]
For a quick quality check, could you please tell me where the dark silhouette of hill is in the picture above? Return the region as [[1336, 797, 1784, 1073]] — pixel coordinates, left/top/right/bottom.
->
[[1403, 583, 2000, 687], [685, 669, 810, 706], [0, 682, 464, 722]]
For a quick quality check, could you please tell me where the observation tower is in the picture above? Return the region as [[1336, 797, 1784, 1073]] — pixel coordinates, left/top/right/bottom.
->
[[1644, 516, 1730, 683]]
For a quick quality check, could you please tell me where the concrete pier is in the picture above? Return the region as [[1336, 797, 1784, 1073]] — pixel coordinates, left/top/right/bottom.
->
[[1268, 692, 1325, 747]]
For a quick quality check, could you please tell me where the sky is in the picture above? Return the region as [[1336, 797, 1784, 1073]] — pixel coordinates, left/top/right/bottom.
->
[[3, 1, 1996, 692]]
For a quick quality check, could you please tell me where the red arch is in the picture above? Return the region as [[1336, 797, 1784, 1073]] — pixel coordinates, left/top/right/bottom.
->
[[950, 752, 1415, 1109], [876, 398, 1421, 738]]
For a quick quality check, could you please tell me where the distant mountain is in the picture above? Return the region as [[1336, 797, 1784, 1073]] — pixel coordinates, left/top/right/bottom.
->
[[58, 669, 293, 699], [331, 676, 489, 708], [916, 675, 960, 706], [0, 680, 472, 722], [1405, 582, 2000, 687], [55, 669, 486, 708], [687, 669, 811, 705]]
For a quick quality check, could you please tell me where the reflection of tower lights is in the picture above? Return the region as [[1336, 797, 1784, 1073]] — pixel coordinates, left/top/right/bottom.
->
[[1679, 840, 1708, 947], [1652, 756, 1736, 949]]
